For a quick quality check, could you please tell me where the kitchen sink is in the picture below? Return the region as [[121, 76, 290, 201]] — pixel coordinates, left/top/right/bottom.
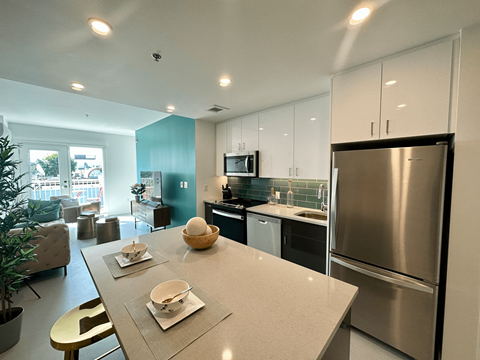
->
[[294, 211, 328, 221]]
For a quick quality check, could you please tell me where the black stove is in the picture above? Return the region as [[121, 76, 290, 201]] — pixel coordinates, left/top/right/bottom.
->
[[210, 198, 266, 244]]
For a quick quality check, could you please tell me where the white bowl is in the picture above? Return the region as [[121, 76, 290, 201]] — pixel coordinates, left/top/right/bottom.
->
[[150, 280, 190, 313], [121, 243, 148, 262]]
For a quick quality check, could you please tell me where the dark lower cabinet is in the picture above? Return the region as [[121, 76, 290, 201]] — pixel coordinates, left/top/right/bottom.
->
[[282, 219, 327, 274], [204, 203, 213, 224]]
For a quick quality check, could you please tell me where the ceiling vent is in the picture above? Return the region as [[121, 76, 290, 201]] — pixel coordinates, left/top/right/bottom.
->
[[204, 105, 229, 113]]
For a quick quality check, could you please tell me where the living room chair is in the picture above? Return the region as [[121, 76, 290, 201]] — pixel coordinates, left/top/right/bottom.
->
[[50, 195, 101, 224]]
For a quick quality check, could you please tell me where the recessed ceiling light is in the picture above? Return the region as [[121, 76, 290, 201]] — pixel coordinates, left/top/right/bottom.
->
[[385, 80, 397, 86], [284, 134, 288, 136], [259, 128, 264, 131], [349, 7, 371, 25], [220, 78, 231, 87], [88, 18, 112, 36], [397, 104, 406, 108], [71, 83, 85, 91], [310, 118, 316, 121], [167, 105, 175, 111]]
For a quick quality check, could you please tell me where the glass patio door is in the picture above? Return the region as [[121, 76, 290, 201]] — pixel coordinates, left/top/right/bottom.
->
[[69, 146, 105, 210], [20, 143, 71, 200]]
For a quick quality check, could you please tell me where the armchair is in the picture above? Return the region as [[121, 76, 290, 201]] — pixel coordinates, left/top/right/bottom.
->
[[50, 195, 101, 223]]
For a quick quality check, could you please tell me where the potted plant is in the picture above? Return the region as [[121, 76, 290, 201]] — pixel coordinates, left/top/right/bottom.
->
[[130, 183, 146, 202], [0, 137, 39, 353]]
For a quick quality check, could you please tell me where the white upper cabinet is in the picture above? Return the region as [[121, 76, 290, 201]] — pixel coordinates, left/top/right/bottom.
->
[[241, 114, 259, 151], [294, 97, 330, 180], [331, 40, 456, 144], [226, 115, 259, 152], [331, 64, 382, 144], [380, 41, 453, 139], [226, 118, 242, 152], [259, 105, 294, 178], [216, 122, 226, 176]]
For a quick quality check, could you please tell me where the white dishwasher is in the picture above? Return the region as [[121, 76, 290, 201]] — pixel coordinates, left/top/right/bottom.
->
[[246, 213, 282, 257]]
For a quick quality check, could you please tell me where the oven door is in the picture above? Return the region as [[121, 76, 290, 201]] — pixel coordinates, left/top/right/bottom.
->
[[224, 151, 258, 177], [212, 209, 246, 244]]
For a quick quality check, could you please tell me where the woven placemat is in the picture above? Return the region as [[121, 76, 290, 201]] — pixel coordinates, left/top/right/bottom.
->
[[102, 248, 168, 278], [125, 271, 232, 360]]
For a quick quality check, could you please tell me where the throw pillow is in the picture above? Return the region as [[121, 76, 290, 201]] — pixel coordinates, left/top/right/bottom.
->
[[60, 198, 80, 208], [27, 199, 61, 223]]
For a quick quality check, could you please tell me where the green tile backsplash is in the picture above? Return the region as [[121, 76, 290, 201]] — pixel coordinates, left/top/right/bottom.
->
[[227, 177, 328, 210]]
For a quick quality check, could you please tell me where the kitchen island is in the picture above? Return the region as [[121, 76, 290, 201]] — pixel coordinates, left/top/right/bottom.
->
[[82, 226, 358, 360]]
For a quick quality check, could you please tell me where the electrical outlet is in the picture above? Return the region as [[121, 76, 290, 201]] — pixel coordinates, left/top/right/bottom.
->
[[180, 182, 184, 188], [204, 184, 208, 192], [275, 191, 280, 199], [127, 197, 131, 203], [184, 182, 188, 188]]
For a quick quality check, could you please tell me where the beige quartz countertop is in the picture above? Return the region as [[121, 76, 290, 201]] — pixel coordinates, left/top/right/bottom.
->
[[248, 203, 328, 226], [82, 226, 356, 360]]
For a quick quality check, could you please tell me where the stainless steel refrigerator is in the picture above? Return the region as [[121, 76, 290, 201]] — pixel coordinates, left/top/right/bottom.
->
[[329, 144, 449, 360]]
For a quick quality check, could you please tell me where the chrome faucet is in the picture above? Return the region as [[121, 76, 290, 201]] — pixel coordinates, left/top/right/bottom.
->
[[318, 184, 328, 212]]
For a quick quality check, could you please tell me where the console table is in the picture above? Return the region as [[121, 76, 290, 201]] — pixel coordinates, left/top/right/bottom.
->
[[130, 201, 171, 232]]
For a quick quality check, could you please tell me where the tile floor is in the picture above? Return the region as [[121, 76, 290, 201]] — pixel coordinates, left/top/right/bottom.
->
[[0, 216, 412, 360]]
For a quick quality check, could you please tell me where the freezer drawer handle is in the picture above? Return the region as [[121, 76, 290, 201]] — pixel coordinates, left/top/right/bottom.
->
[[258, 220, 267, 224], [212, 209, 244, 221], [331, 257, 434, 294]]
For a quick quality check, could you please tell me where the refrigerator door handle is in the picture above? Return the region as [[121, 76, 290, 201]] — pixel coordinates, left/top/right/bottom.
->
[[330, 168, 338, 250], [331, 256, 434, 294]]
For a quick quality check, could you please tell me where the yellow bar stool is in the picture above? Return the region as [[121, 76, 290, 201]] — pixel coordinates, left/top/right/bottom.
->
[[50, 298, 120, 360]]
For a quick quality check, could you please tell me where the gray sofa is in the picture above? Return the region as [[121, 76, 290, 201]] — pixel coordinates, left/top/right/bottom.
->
[[50, 195, 101, 223]]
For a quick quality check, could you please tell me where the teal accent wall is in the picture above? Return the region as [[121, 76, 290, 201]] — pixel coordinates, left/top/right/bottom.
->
[[136, 115, 196, 227]]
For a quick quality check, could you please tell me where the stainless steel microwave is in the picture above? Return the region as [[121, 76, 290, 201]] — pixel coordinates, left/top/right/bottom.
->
[[224, 151, 259, 177]]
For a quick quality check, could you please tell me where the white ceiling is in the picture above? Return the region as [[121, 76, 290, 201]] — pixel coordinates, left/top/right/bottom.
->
[[1, 0, 480, 135]]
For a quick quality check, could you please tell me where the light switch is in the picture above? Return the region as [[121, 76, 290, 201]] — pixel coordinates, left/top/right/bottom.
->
[[204, 184, 208, 192], [184, 182, 188, 188], [180, 182, 184, 188]]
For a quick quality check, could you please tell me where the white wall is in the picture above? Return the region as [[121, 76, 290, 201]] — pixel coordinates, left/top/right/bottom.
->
[[442, 23, 480, 359], [9, 123, 136, 215], [195, 119, 225, 218]]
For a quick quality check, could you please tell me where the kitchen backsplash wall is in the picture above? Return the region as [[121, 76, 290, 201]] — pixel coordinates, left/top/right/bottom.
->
[[227, 177, 328, 210]]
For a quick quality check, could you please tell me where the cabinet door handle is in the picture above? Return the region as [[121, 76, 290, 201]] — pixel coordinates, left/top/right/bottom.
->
[[283, 235, 287, 245], [238, 143, 241, 150], [242, 142, 245, 150], [386, 120, 390, 134], [371, 122, 374, 136], [289, 168, 292, 176], [296, 168, 298, 176]]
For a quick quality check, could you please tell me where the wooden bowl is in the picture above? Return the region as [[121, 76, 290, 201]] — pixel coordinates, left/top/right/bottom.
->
[[182, 225, 219, 249]]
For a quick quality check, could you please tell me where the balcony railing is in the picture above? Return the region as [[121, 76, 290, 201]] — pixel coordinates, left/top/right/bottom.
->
[[31, 179, 104, 206]]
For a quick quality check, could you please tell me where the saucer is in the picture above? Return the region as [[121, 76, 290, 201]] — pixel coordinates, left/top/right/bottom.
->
[[147, 292, 205, 330], [115, 252, 153, 268]]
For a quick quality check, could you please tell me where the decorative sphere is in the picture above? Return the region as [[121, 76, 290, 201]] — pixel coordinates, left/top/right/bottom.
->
[[203, 226, 213, 235], [186, 217, 207, 236]]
